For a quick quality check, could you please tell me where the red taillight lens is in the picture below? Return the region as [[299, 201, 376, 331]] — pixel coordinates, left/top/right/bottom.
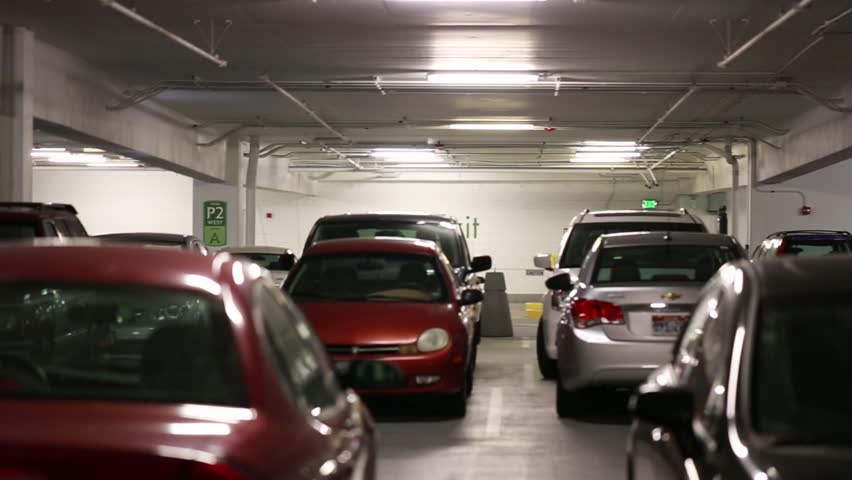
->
[[189, 463, 250, 480], [551, 290, 568, 308], [570, 299, 624, 329], [776, 241, 787, 256]]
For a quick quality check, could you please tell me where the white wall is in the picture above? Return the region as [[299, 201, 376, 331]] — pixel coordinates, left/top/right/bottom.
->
[[32, 168, 193, 235], [751, 158, 852, 243], [254, 175, 692, 295]]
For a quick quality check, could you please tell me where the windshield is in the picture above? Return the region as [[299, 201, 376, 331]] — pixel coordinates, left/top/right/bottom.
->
[[0, 285, 246, 406], [781, 236, 852, 256], [287, 253, 448, 303], [309, 221, 464, 268], [592, 244, 739, 284], [752, 297, 852, 444], [0, 223, 37, 240], [559, 222, 706, 268], [232, 253, 292, 270]]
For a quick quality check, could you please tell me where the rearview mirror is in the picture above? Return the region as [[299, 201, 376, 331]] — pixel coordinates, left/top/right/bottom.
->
[[459, 289, 484, 306], [545, 273, 573, 291], [533, 253, 553, 271], [471, 255, 492, 273], [630, 387, 693, 427]]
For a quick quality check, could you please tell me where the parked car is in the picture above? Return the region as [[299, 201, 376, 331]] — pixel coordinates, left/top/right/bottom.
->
[[548, 231, 745, 417], [285, 237, 483, 417], [304, 212, 491, 344], [628, 256, 852, 480], [0, 202, 87, 239], [532, 209, 708, 379], [0, 243, 375, 479], [97, 232, 208, 255], [751, 229, 852, 259], [220, 246, 298, 287]]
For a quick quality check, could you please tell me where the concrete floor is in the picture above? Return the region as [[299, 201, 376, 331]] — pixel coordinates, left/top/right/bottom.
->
[[371, 307, 632, 480]]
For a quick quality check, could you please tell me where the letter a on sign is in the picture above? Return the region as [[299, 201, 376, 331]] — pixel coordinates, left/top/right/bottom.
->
[[203, 200, 227, 247]]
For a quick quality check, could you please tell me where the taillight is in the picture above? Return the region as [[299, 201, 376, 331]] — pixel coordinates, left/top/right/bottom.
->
[[776, 241, 787, 256], [189, 463, 250, 480], [570, 299, 624, 329], [551, 290, 568, 308]]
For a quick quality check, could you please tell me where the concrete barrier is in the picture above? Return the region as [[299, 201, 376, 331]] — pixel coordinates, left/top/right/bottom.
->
[[480, 272, 513, 337]]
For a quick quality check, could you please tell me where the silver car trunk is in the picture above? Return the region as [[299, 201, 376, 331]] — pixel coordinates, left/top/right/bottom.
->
[[583, 284, 702, 342]]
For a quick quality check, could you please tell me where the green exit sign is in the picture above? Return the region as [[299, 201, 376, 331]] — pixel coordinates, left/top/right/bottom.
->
[[642, 199, 658, 209]]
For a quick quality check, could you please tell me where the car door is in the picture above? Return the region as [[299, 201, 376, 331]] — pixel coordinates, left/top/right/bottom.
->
[[256, 283, 372, 480]]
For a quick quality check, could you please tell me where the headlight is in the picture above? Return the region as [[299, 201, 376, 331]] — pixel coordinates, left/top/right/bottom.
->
[[416, 328, 450, 353]]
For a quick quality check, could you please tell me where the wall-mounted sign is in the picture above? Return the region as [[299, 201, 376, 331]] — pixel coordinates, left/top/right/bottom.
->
[[203, 200, 227, 247], [642, 199, 658, 210]]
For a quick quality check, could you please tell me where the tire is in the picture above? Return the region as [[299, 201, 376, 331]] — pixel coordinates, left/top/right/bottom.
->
[[556, 380, 584, 418], [537, 318, 558, 380], [444, 387, 468, 418], [474, 321, 482, 345], [465, 359, 475, 397]]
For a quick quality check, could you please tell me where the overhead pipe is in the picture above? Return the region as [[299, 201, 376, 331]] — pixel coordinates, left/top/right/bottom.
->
[[288, 165, 707, 173], [792, 85, 852, 113], [99, 0, 228, 67], [776, 6, 852, 75], [718, 0, 815, 68], [317, 142, 364, 171], [246, 136, 259, 246], [196, 125, 246, 147], [259, 75, 350, 143], [637, 86, 700, 143]]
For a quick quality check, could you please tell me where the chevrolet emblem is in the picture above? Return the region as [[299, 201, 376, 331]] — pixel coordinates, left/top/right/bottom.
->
[[661, 292, 682, 301]]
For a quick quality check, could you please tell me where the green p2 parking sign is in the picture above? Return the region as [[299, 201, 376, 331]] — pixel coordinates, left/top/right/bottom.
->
[[203, 200, 227, 247]]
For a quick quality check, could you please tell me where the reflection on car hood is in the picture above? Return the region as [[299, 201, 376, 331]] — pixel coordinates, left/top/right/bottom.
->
[[298, 302, 458, 345], [756, 446, 852, 479]]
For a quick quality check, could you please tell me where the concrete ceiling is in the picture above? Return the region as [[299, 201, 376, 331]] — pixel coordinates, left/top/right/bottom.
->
[[7, 0, 852, 173]]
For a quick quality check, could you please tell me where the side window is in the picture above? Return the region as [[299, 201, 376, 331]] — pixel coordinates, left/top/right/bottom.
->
[[54, 219, 72, 237], [258, 284, 341, 414], [66, 218, 88, 236], [43, 222, 58, 237]]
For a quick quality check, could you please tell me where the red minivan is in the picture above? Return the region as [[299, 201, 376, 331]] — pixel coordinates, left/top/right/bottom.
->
[[285, 237, 483, 418]]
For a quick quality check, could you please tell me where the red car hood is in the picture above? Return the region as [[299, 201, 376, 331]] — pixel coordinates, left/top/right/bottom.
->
[[299, 302, 459, 345]]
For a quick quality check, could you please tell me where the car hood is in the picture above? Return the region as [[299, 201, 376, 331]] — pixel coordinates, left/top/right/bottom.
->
[[298, 302, 458, 345]]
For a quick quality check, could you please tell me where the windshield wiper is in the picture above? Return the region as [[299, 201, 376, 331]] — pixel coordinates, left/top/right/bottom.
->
[[292, 292, 365, 301]]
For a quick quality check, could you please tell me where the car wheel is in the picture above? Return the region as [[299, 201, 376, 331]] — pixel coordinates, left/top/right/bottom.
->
[[537, 318, 557, 380], [465, 361, 475, 397], [475, 321, 482, 345], [556, 380, 583, 418], [443, 389, 468, 418]]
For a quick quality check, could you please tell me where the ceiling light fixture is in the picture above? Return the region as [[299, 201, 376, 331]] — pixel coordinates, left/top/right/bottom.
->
[[395, 0, 545, 2], [428, 72, 540, 84], [574, 152, 641, 159], [32, 147, 66, 152], [570, 157, 632, 163], [83, 148, 106, 153], [575, 146, 649, 152], [583, 141, 639, 147], [448, 123, 538, 131]]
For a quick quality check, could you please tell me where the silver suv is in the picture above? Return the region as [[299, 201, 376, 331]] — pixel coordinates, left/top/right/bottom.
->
[[546, 231, 745, 417], [532, 209, 707, 379]]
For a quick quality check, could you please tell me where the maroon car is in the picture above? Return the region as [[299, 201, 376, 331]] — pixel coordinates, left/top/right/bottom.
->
[[285, 238, 483, 417], [0, 243, 375, 480]]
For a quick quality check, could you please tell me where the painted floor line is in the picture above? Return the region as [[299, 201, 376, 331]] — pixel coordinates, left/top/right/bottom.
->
[[484, 387, 503, 438]]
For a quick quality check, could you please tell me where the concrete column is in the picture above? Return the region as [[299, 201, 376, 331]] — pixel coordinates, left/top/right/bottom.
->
[[192, 137, 243, 250], [0, 26, 34, 201], [245, 136, 259, 246]]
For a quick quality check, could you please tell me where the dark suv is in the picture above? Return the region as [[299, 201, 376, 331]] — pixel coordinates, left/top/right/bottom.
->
[[304, 213, 492, 343], [0, 203, 88, 240], [752, 230, 852, 259]]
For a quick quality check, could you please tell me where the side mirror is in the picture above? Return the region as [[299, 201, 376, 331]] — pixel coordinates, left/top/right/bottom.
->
[[545, 272, 573, 292], [459, 289, 484, 306], [630, 387, 693, 427], [471, 255, 492, 273], [533, 253, 553, 271], [279, 252, 297, 271]]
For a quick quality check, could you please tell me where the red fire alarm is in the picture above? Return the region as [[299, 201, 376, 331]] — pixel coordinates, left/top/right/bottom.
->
[[266, 213, 273, 219], [544, 127, 556, 133], [800, 205, 812, 216]]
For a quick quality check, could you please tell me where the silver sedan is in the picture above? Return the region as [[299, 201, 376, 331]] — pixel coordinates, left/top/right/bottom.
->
[[547, 231, 746, 417]]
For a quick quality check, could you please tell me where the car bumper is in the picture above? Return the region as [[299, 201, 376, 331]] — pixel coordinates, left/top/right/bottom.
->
[[556, 323, 673, 390], [332, 348, 466, 396]]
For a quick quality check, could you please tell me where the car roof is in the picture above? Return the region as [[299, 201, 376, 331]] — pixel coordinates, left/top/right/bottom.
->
[[577, 209, 702, 224], [768, 229, 852, 237], [0, 202, 78, 215], [0, 243, 233, 291], [751, 256, 852, 297], [97, 233, 192, 243], [598, 231, 734, 248], [303, 237, 442, 257], [222, 246, 293, 255], [313, 212, 458, 225]]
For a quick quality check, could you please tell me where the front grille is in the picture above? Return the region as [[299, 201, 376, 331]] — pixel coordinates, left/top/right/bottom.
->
[[327, 344, 401, 355]]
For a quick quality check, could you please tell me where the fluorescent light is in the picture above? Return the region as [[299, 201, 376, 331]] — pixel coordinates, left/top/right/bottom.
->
[[374, 152, 443, 163], [33, 147, 66, 152], [86, 162, 140, 168], [428, 72, 540, 84], [83, 148, 106, 153], [396, 0, 545, 2], [583, 141, 638, 147], [372, 148, 436, 154], [576, 146, 649, 152], [574, 152, 641, 159], [570, 157, 632, 163], [448, 123, 537, 131]]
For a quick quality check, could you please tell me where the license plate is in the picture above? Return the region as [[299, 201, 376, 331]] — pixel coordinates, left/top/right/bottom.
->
[[333, 360, 351, 375], [652, 315, 687, 336]]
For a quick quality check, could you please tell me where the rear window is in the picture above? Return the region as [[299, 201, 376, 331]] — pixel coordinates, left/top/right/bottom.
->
[[559, 221, 705, 268], [781, 236, 852, 256], [0, 223, 37, 240], [592, 244, 740, 284], [0, 285, 246, 406], [308, 221, 464, 268], [752, 297, 852, 444], [287, 253, 448, 303], [232, 253, 294, 271]]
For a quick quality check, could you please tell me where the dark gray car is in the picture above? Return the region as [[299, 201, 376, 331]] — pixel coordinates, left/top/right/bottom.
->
[[628, 256, 852, 480]]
